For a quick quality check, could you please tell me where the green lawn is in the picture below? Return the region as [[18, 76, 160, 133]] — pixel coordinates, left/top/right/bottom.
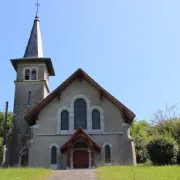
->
[[97, 166, 180, 180], [0, 168, 52, 180]]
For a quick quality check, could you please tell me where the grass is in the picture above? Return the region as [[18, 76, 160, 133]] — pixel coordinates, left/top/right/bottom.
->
[[97, 166, 180, 180], [0, 168, 53, 180]]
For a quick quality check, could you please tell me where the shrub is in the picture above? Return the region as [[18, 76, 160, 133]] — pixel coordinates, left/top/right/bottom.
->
[[134, 137, 149, 163], [147, 136, 178, 165], [177, 147, 180, 164], [143, 159, 153, 166]]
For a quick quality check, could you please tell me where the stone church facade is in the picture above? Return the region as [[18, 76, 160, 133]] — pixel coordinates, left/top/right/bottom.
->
[[3, 12, 136, 169]]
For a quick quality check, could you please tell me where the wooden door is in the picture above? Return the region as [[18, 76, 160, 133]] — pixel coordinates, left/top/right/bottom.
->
[[73, 150, 89, 168]]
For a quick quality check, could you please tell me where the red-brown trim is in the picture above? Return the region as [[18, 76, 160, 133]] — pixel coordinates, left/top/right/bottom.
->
[[60, 127, 101, 153], [24, 68, 135, 125]]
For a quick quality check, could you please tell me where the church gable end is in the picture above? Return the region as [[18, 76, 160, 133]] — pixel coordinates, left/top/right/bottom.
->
[[24, 68, 135, 126]]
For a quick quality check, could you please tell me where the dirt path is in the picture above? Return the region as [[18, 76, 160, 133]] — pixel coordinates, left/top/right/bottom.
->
[[48, 169, 98, 180]]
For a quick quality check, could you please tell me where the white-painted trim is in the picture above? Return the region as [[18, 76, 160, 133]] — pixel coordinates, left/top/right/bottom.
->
[[49, 143, 59, 149], [102, 142, 113, 148], [70, 94, 91, 105], [30, 124, 39, 129], [28, 139, 33, 143], [57, 106, 70, 134], [122, 123, 134, 140], [70, 94, 91, 131], [50, 164, 57, 170], [90, 105, 104, 132], [49, 144, 59, 170], [102, 143, 113, 163]]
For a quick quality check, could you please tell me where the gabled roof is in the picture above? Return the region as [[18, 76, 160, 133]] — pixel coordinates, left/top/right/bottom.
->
[[24, 68, 135, 125], [24, 14, 43, 58], [60, 127, 101, 153]]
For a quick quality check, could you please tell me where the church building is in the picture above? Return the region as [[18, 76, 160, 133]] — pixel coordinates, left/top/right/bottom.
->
[[4, 11, 136, 169]]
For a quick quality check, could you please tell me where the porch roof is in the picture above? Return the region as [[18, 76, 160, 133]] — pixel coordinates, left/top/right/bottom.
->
[[60, 127, 101, 153]]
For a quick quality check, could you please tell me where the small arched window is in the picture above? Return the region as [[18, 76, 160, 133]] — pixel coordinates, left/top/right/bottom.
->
[[92, 110, 100, 129], [51, 146, 57, 164], [74, 99, 87, 130], [31, 69, 37, 80], [25, 69, 30, 80], [61, 110, 69, 130], [105, 145, 111, 163]]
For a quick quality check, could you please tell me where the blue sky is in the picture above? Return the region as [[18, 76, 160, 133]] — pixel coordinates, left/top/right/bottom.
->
[[1, 0, 180, 120]]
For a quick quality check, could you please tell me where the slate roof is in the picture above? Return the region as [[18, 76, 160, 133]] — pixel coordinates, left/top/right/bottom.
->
[[24, 14, 44, 58]]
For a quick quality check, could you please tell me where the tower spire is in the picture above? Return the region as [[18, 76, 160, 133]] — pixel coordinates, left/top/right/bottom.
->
[[24, 0, 43, 58]]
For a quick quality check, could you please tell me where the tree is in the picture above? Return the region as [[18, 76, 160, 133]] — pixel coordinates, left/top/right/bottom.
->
[[150, 104, 180, 164], [130, 120, 152, 163], [0, 111, 12, 163], [151, 104, 180, 144], [0, 111, 13, 137], [151, 104, 180, 124], [131, 120, 152, 139]]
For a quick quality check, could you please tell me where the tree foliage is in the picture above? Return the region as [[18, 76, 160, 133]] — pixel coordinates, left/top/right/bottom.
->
[[131, 104, 180, 165], [0, 111, 13, 137], [130, 120, 151, 163], [0, 111, 12, 163], [147, 136, 178, 165]]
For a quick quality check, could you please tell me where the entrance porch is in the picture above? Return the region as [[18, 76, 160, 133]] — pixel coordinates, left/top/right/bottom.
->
[[60, 127, 101, 169]]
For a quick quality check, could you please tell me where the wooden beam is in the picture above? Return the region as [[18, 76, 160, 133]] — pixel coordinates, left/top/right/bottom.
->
[[100, 90, 104, 103], [77, 72, 83, 83], [66, 146, 70, 169], [91, 145, 95, 167], [122, 108, 126, 123], [57, 91, 61, 102]]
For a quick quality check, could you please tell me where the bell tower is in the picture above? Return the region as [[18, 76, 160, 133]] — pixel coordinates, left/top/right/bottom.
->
[[4, 12, 55, 166]]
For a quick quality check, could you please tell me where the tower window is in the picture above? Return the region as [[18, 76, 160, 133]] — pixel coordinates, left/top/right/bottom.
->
[[31, 69, 37, 80], [28, 90, 31, 107], [25, 69, 30, 80], [24, 68, 38, 80]]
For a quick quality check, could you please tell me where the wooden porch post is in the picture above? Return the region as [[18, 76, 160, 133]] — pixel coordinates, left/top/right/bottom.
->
[[66, 145, 71, 169], [91, 146, 95, 168]]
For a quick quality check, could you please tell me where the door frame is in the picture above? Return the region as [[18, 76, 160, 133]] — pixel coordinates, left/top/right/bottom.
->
[[70, 147, 92, 169]]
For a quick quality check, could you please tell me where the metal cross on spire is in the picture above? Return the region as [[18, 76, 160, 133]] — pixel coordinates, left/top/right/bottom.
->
[[35, 0, 40, 15]]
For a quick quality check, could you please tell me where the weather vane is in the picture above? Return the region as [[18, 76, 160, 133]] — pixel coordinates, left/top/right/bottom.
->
[[35, 0, 40, 14]]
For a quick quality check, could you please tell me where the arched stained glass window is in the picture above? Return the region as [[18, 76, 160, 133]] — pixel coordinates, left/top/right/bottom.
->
[[105, 145, 111, 163], [61, 110, 69, 130], [92, 110, 100, 129], [51, 146, 57, 164], [25, 69, 30, 80], [74, 99, 87, 130]]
